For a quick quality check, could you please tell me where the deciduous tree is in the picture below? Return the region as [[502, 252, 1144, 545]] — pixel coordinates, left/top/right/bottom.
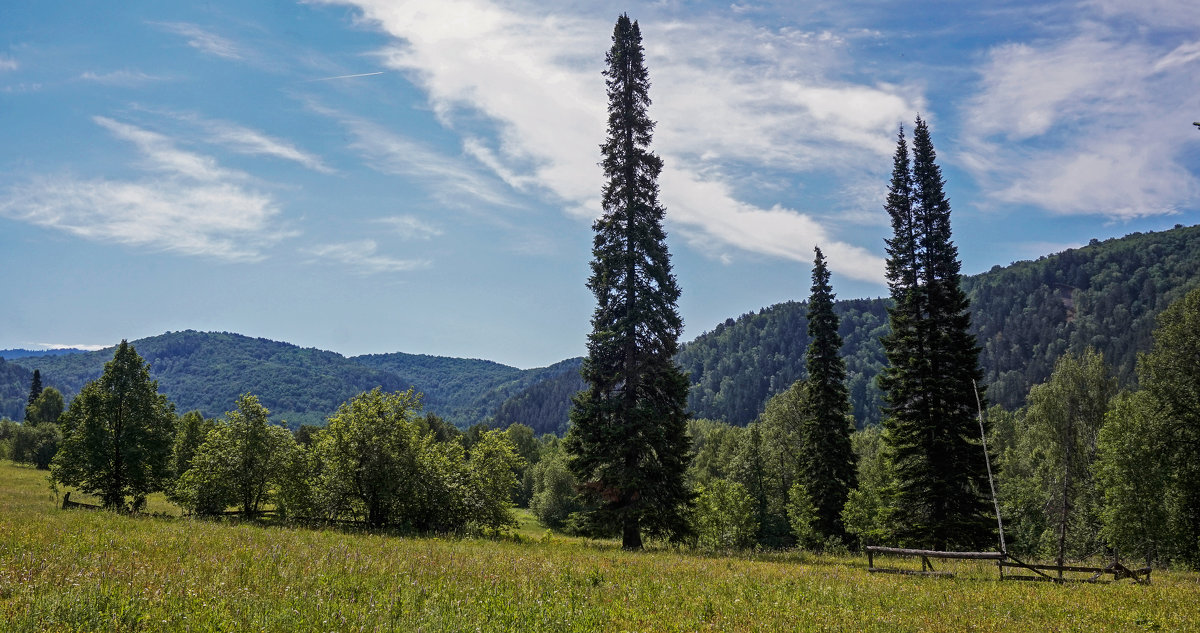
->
[[174, 395, 295, 516], [50, 341, 175, 511], [1136, 286, 1200, 567], [315, 388, 423, 528], [24, 387, 64, 427]]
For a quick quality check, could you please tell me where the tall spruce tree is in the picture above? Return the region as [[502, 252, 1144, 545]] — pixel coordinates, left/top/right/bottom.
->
[[565, 13, 692, 550], [879, 118, 992, 550], [799, 247, 856, 538], [27, 369, 43, 406]]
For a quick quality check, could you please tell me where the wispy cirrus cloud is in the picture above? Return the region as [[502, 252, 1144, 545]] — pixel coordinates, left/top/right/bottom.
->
[[0, 56, 17, 71], [157, 111, 335, 174], [0, 117, 291, 261], [79, 69, 167, 85], [962, 24, 1200, 219], [307, 239, 430, 274], [317, 0, 905, 281], [376, 215, 443, 240], [312, 102, 515, 208], [154, 22, 246, 60]]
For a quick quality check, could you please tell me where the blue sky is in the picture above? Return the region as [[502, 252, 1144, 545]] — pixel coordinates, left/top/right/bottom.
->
[[2, 1, 1198, 368]]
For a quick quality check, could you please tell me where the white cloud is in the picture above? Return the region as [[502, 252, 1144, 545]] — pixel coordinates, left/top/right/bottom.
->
[[376, 215, 443, 240], [307, 240, 430, 273], [155, 22, 246, 60], [93, 116, 244, 182], [962, 28, 1200, 219], [312, 103, 514, 207], [662, 167, 885, 279], [79, 70, 167, 85], [132, 108, 334, 174], [1085, 0, 1200, 29], [33, 343, 110, 351], [0, 56, 17, 71], [1154, 40, 1200, 72], [199, 117, 333, 174], [0, 118, 290, 261], [316, 0, 915, 282]]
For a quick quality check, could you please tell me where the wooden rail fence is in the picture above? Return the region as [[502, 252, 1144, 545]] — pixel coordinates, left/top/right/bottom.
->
[[866, 546, 1152, 584]]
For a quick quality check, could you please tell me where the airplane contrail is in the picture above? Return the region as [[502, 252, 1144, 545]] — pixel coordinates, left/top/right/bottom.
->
[[307, 71, 385, 82]]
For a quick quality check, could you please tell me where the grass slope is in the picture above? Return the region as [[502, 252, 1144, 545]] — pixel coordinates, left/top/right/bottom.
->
[[2, 461, 1196, 632]]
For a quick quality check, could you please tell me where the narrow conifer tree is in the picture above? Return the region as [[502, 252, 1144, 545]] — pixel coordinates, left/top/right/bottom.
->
[[880, 118, 992, 550], [799, 247, 856, 538], [565, 14, 692, 550], [27, 369, 43, 406]]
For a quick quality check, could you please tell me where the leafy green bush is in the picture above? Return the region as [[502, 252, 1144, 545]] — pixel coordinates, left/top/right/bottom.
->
[[693, 479, 759, 550]]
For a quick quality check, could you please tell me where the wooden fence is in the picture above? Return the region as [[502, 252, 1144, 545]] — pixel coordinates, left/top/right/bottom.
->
[[866, 546, 1152, 584]]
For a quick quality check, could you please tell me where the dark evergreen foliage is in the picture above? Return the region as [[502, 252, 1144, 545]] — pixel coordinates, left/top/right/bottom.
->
[[27, 369, 42, 407], [491, 358, 586, 435], [0, 357, 35, 421], [879, 118, 993, 550], [565, 14, 692, 550], [799, 247, 856, 538], [678, 224, 1200, 429], [678, 299, 889, 427], [4, 227, 1199, 435]]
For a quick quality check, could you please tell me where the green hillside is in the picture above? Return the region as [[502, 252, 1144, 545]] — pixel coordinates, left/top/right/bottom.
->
[[351, 352, 525, 425], [0, 358, 34, 421], [680, 224, 1200, 426], [5, 225, 1199, 432], [8, 331, 410, 428], [490, 357, 586, 436], [2, 332, 578, 431]]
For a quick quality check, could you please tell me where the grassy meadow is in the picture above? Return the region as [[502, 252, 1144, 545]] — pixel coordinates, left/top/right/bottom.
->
[[2, 461, 1197, 632]]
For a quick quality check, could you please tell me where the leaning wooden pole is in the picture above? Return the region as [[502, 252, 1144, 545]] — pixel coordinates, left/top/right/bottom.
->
[[973, 380, 1006, 555]]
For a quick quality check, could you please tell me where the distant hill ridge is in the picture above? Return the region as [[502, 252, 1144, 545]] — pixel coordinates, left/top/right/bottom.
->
[[4, 224, 1199, 431], [0, 348, 88, 360]]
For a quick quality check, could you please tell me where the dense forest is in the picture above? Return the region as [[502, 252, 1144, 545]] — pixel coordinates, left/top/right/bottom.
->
[[1, 332, 579, 433], [0, 358, 34, 421], [3, 224, 1200, 432], [681, 224, 1200, 426], [4, 332, 410, 428]]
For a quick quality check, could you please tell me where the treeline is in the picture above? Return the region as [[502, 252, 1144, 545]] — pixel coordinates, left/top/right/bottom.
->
[[678, 299, 889, 428], [0, 358, 35, 421], [6, 341, 529, 534], [631, 285, 1200, 566], [2, 332, 581, 434], [986, 286, 1200, 568], [6, 224, 1198, 435], [680, 223, 1200, 427]]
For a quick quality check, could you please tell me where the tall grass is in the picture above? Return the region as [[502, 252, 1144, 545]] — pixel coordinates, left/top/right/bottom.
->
[[2, 460, 1197, 632]]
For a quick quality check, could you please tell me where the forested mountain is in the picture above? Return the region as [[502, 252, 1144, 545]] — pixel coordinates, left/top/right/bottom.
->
[[0, 348, 87, 360], [0, 358, 34, 421], [7, 331, 411, 428], [678, 298, 890, 427], [1, 331, 579, 432], [490, 358, 586, 436], [352, 352, 525, 422], [4, 225, 1198, 432], [681, 224, 1200, 426], [350, 353, 584, 434]]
